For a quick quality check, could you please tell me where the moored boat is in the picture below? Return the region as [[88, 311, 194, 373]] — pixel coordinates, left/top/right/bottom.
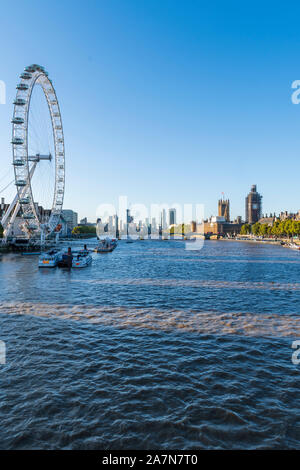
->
[[72, 251, 93, 268], [57, 247, 73, 268], [288, 243, 300, 251], [38, 250, 62, 268]]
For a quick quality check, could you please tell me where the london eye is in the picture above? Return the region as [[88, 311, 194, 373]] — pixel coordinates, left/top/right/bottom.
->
[[2, 64, 65, 242]]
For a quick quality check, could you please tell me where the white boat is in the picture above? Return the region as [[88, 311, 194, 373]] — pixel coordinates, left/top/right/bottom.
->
[[288, 243, 300, 251], [38, 250, 62, 268], [94, 238, 117, 253], [72, 251, 93, 268]]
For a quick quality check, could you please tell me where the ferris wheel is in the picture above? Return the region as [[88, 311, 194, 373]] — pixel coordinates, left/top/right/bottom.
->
[[2, 64, 65, 242]]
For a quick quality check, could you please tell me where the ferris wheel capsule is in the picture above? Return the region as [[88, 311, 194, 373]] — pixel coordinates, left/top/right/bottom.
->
[[15, 180, 27, 187], [25, 65, 36, 73], [20, 72, 32, 80], [12, 137, 24, 145], [11, 117, 25, 125], [13, 159, 25, 166], [16, 83, 29, 91], [13, 98, 26, 106]]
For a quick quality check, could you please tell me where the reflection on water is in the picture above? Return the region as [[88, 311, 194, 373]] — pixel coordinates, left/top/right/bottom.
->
[[0, 240, 299, 449]]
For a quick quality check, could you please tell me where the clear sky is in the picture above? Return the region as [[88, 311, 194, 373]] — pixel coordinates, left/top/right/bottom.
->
[[0, 0, 300, 222]]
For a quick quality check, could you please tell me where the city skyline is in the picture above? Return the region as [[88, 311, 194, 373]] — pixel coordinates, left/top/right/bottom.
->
[[1, 1, 300, 222], [0, 180, 294, 230]]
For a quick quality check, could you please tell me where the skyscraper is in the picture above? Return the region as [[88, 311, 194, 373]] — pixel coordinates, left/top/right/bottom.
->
[[169, 208, 176, 226], [161, 209, 167, 229], [245, 185, 262, 223], [218, 198, 230, 222]]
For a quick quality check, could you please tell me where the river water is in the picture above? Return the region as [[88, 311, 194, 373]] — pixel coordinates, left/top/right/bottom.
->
[[0, 239, 299, 449]]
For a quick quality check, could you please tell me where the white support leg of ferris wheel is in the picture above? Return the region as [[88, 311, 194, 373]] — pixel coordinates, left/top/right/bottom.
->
[[1, 190, 22, 229], [2, 162, 37, 242], [1, 155, 50, 233], [40, 225, 46, 247]]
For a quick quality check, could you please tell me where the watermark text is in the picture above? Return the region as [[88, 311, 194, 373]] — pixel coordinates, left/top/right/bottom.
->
[[0, 340, 6, 364]]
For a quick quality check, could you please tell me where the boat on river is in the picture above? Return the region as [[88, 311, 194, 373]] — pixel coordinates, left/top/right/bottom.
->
[[288, 243, 300, 251], [94, 238, 117, 253], [38, 250, 62, 268], [56, 245, 92, 268], [57, 253, 73, 268], [72, 251, 92, 268]]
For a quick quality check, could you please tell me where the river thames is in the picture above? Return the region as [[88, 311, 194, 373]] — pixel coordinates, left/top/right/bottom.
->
[[0, 240, 299, 449]]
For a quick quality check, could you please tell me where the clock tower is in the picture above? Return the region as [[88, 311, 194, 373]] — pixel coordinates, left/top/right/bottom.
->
[[245, 185, 262, 224]]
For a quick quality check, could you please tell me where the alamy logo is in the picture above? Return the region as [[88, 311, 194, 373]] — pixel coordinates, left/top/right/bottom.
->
[[0, 340, 6, 364], [291, 340, 300, 365], [96, 196, 205, 251], [0, 80, 6, 104], [291, 80, 300, 104]]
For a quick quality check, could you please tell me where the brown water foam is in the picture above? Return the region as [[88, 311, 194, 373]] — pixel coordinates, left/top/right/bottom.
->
[[0, 302, 299, 338]]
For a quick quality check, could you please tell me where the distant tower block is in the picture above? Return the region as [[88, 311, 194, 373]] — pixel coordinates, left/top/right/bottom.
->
[[169, 208, 176, 226], [218, 198, 230, 222]]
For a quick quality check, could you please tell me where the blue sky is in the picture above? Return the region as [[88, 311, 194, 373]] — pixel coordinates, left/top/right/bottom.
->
[[0, 0, 300, 221]]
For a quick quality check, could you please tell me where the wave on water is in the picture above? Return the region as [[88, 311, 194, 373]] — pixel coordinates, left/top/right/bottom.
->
[[121, 250, 300, 264], [0, 302, 299, 338], [72, 277, 300, 291], [171, 258, 300, 264]]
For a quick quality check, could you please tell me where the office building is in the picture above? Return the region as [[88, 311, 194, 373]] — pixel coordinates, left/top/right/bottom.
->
[[61, 210, 78, 233]]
